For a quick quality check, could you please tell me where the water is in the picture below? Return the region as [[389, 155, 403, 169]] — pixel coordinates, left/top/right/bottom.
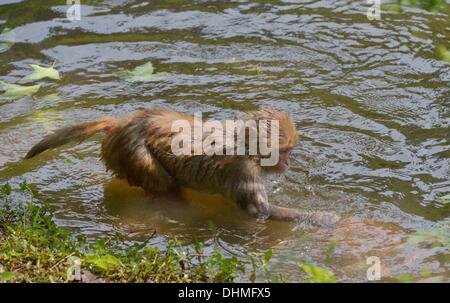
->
[[0, 0, 449, 282]]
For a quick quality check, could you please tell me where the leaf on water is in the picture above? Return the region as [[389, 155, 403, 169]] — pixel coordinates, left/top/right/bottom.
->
[[436, 194, 450, 205], [131, 61, 154, 75], [131, 71, 169, 82], [115, 62, 169, 82], [0, 271, 16, 281], [85, 254, 122, 271], [24, 63, 60, 81], [299, 263, 337, 283], [0, 81, 40, 99], [438, 46, 450, 63]]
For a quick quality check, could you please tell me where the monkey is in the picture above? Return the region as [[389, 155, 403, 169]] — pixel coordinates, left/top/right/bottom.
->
[[25, 108, 339, 227]]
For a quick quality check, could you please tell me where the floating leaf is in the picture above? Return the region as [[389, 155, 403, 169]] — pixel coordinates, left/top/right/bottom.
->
[[438, 46, 450, 63], [115, 62, 168, 82], [130, 61, 153, 75], [300, 263, 336, 283], [0, 271, 16, 281], [24, 63, 60, 81], [0, 80, 40, 99], [85, 254, 122, 270], [436, 194, 450, 205]]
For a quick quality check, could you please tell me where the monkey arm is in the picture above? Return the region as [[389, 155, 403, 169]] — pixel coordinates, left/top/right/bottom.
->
[[268, 205, 306, 221], [268, 205, 340, 227], [222, 160, 340, 226], [234, 188, 340, 226]]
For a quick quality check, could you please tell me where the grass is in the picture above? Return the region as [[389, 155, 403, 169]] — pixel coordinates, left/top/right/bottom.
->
[[0, 183, 268, 283]]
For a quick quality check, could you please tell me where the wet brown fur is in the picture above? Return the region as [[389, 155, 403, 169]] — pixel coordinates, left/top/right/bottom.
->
[[25, 108, 339, 226]]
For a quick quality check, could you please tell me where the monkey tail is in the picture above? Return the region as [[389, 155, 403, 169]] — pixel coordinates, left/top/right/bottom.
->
[[25, 116, 119, 159]]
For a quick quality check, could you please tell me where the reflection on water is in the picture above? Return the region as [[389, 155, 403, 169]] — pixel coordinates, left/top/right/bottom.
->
[[0, 0, 448, 281]]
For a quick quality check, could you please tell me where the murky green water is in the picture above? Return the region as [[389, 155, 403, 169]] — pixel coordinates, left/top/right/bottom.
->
[[0, 0, 449, 282]]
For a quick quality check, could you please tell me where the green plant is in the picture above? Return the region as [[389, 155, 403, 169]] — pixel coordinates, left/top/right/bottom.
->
[[299, 263, 337, 283], [0, 186, 252, 283]]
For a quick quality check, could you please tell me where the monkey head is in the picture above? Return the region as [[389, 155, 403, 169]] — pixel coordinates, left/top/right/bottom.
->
[[241, 108, 299, 174]]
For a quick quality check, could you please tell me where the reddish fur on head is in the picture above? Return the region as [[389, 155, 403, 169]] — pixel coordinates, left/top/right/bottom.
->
[[242, 108, 299, 173]]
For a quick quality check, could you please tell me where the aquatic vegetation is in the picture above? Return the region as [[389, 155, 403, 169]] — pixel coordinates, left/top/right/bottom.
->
[[0, 183, 12, 197], [387, 0, 449, 11], [436, 194, 450, 204], [0, 201, 249, 282], [61, 153, 85, 165], [0, 0, 448, 284], [0, 63, 58, 101], [0, 184, 269, 283], [299, 263, 337, 283], [393, 273, 415, 283], [407, 228, 450, 247], [403, 0, 448, 11], [324, 238, 339, 264], [392, 267, 442, 283], [437, 46, 450, 63], [248, 250, 273, 282]]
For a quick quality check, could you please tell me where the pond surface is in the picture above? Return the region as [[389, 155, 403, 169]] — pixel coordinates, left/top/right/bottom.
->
[[0, 0, 449, 282]]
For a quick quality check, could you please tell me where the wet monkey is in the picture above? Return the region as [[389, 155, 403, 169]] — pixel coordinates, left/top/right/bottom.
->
[[25, 108, 339, 226]]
